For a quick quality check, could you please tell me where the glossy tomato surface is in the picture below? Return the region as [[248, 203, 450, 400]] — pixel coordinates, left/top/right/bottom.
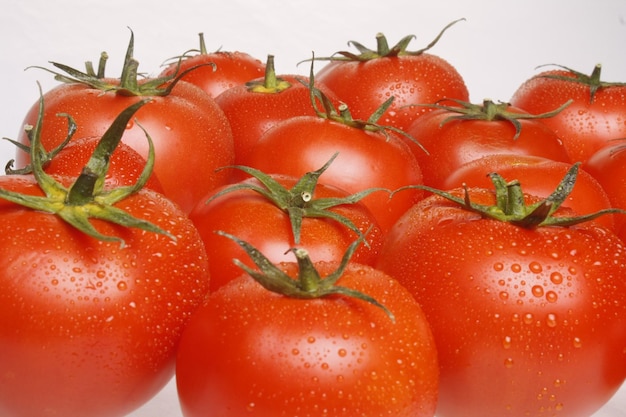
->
[[176, 262, 439, 417], [0, 175, 210, 417], [377, 188, 626, 417]]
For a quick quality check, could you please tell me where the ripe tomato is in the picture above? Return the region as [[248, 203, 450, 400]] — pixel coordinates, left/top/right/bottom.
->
[[160, 32, 265, 98], [584, 140, 626, 239], [15, 35, 234, 213], [0, 100, 211, 417], [404, 99, 571, 188], [189, 167, 384, 292], [176, 236, 439, 417], [214, 55, 341, 164], [314, 21, 469, 131], [510, 64, 626, 163], [442, 154, 615, 231], [241, 114, 424, 233], [376, 183, 626, 417], [10, 135, 164, 193]]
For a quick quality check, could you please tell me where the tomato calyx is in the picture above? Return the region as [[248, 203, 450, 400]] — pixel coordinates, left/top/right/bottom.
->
[[218, 229, 395, 321], [535, 63, 626, 103], [244, 54, 292, 93], [409, 98, 572, 140], [209, 153, 387, 244], [0, 85, 173, 246], [409, 162, 625, 228], [309, 18, 464, 61], [300, 57, 428, 153], [30, 29, 215, 97]]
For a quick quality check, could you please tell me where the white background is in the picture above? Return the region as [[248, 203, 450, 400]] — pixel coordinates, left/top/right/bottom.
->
[[1, 0, 626, 416]]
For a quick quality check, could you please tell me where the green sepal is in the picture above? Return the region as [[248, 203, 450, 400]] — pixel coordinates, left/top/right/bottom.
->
[[209, 153, 388, 244], [218, 229, 395, 322]]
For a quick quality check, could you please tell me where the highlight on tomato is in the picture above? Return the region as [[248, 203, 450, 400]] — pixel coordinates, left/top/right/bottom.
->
[[376, 166, 626, 417], [0, 96, 211, 417], [176, 231, 439, 417]]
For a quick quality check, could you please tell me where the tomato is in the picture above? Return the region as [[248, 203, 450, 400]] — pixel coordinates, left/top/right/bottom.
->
[[442, 154, 615, 231], [160, 32, 265, 98], [189, 163, 385, 291], [9, 135, 165, 193], [404, 99, 571, 188], [214, 55, 341, 164], [510, 64, 626, 164], [0, 101, 211, 417], [584, 140, 626, 239], [376, 177, 626, 417], [176, 234, 439, 417], [15, 34, 234, 213], [241, 114, 424, 233], [314, 21, 469, 131]]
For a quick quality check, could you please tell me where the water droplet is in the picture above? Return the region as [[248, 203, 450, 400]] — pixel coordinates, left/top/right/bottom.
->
[[338, 348, 347, 357], [546, 291, 558, 303], [493, 262, 504, 271], [307, 336, 316, 344], [550, 272, 563, 285], [511, 263, 522, 273], [529, 262, 543, 273], [523, 313, 534, 324], [499, 291, 509, 301], [546, 313, 557, 328], [502, 336, 512, 349], [96, 270, 106, 279], [504, 357, 514, 368], [117, 281, 128, 291], [50, 279, 59, 286], [291, 348, 300, 356], [532, 285, 544, 298], [573, 337, 582, 348]]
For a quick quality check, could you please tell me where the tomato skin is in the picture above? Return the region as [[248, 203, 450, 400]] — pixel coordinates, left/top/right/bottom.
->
[[584, 142, 626, 239], [241, 116, 424, 233], [404, 105, 571, 188], [160, 50, 265, 98], [510, 69, 626, 164], [214, 74, 341, 164], [0, 175, 211, 417], [15, 79, 235, 213], [176, 262, 439, 417], [442, 154, 615, 231], [41, 135, 164, 192], [376, 188, 626, 417], [189, 175, 384, 292], [315, 53, 469, 131]]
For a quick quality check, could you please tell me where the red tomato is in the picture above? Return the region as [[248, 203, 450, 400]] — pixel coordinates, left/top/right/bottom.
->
[[241, 115, 424, 233], [160, 32, 265, 98], [176, 253, 439, 417], [314, 22, 469, 131], [404, 100, 571, 188], [442, 154, 615, 231], [584, 141, 626, 239], [14, 135, 164, 193], [0, 175, 210, 417], [376, 186, 626, 417], [510, 64, 626, 163], [189, 172, 384, 291], [214, 55, 341, 164]]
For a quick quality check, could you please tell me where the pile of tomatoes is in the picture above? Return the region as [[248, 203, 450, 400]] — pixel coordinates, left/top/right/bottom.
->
[[1, 21, 626, 417]]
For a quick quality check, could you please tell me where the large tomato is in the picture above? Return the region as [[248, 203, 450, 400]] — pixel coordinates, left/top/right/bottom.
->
[[15, 33, 234, 213], [188, 160, 385, 292], [314, 21, 469, 131], [159, 32, 265, 98], [510, 64, 626, 164], [176, 234, 439, 417], [214, 54, 341, 164], [376, 174, 626, 417], [404, 99, 571, 188], [0, 101, 211, 417], [442, 154, 615, 231], [240, 108, 424, 233]]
